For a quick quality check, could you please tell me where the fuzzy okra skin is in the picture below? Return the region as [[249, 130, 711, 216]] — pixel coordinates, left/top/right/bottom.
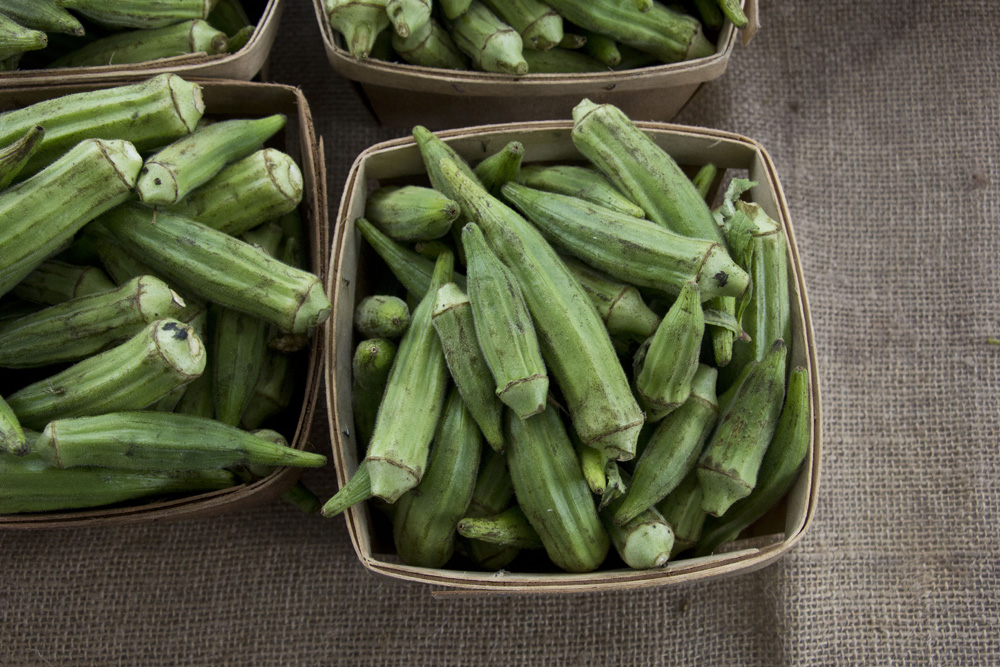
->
[[7, 319, 206, 431], [355, 295, 410, 339], [392, 388, 482, 568], [502, 183, 747, 301], [11, 260, 115, 306], [33, 411, 325, 471], [56, 0, 218, 29], [463, 224, 549, 420], [457, 506, 543, 549], [517, 164, 646, 219], [137, 114, 285, 206], [365, 185, 459, 242], [391, 17, 467, 70], [440, 157, 643, 460], [365, 251, 453, 503], [698, 339, 788, 517], [0, 139, 142, 298], [0, 74, 204, 177], [97, 204, 330, 334], [386, 0, 430, 39], [321, 460, 372, 518], [562, 256, 659, 342], [480, 0, 563, 51], [50, 19, 229, 68], [0, 396, 26, 456], [0, 275, 187, 368], [412, 125, 483, 225], [0, 125, 43, 191], [505, 407, 609, 573], [432, 282, 505, 451], [351, 337, 397, 447], [0, 0, 83, 36], [0, 13, 46, 59], [448, 1, 528, 75], [325, 0, 390, 59]]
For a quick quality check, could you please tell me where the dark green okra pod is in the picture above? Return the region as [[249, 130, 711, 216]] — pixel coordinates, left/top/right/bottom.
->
[[211, 304, 268, 427], [351, 337, 397, 447], [462, 448, 520, 569], [457, 506, 543, 549], [355, 217, 466, 296], [473, 141, 523, 198], [599, 469, 675, 569], [365, 185, 459, 242], [522, 47, 607, 73], [656, 469, 707, 557], [11, 260, 114, 306], [354, 295, 410, 339], [0, 0, 83, 36], [241, 351, 294, 430], [49, 19, 228, 68], [56, 0, 216, 29]]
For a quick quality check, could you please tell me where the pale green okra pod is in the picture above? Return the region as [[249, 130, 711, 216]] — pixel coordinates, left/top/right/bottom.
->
[[325, 0, 390, 59], [365, 185, 459, 242], [448, 1, 528, 75]]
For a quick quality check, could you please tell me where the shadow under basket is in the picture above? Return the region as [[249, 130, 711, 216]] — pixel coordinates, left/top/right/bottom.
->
[[0, 77, 329, 528], [311, 0, 759, 129], [326, 119, 821, 594]]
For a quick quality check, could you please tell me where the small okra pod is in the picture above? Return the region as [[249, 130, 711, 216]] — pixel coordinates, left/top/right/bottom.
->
[[581, 30, 622, 67], [522, 47, 608, 73], [207, 0, 252, 34], [386, 0, 430, 38], [49, 19, 228, 69], [392, 388, 482, 568], [557, 32, 587, 50], [0, 13, 46, 60], [0, 395, 27, 456], [599, 469, 675, 569], [697, 366, 811, 556], [432, 282, 505, 451], [0, 275, 187, 368], [0, 0, 83, 36], [635, 282, 705, 421], [698, 339, 788, 517], [480, 0, 563, 52], [414, 240, 452, 260], [462, 448, 519, 569], [502, 182, 748, 300], [656, 469, 707, 558], [463, 223, 549, 420], [473, 141, 523, 197], [241, 351, 294, 430], [615, 364, 718, 526], [355, 295, 410, 339], [562, 256, 660, 342], [351, 337, 397, 447], [517, 164, 646, 219], [355, 217, 467, 296], [137, 114, 286, 206], [365, 185, 460, 242], [6, 319, 206, 431], [226, 24, 253, 52], [457, 506, 543, 550], [715, 0, 749, 29], [0, 125, 43, 190], [321, 460, 372, 518], [11, 260, 114, 306], [391, 18, 468, 70], [33, 412, 326, 471], [576, 437, 608, 496], [55, 0, 217, 29], [448, 1, 529, 75], [325, 0, 390, 59], [692, 162, 718, 200], [365, 251, 453, 503]]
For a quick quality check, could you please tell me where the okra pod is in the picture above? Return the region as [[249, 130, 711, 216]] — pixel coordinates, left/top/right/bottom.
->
[[480, 0, 563, 51], [386, 0, 430, 38], [656, 469, 706, 557], [55, 0, 218, 29], [0, 125, 43, 190], [241, 351, 294, 430], [522, 47, 608, 73], [581, 30, 622, 67], [692, 162, 718, 199], [439, 0, 471, 19], [49, 20, 228, 68], [698, 339, 787, 516], [412, 124, 483, 225], [351, 337, 397, 446], [517, 164, 646, 219], [391, 17, 467, 70], [557, 32, 586, 49], [11, 260, 114, 306], [355, 217, 466, 296], [457, 506, 543, 549], [211, 305, 267, 427], [0, 395, 26, 455], [461, 448, 520, 568], [600, 469, 675, 569], [0, 0, 83, 36], [34, 411, 326, 471], [0, 13, 45, 59], [207, 0, 252, 34], [325, 0, 390, 59], [365, 185, 459, 242], [448, 1, 528, 75], [355, 295, 410, 339], [226, 24, 253, 52], [473, 141, 523, 198], [562, 256, 659, 342], [320, 460, 372, 518], [715, 0, 748, 29]]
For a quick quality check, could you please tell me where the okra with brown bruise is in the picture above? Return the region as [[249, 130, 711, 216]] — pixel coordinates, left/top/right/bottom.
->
[[325, 0, 390, 58], [448, 1, 528, 75], [365, 185, 459, 242], [11, 260, 114, 306]]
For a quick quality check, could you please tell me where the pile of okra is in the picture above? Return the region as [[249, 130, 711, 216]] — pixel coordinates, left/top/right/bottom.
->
[[0, 0, 256, 72], [327, 99, 811, 573], [0, 74, 333, 516], [325, 0, 749, 75]]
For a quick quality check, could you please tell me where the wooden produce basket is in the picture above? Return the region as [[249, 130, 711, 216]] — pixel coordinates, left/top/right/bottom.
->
[[0, 77, 328, 528], [326, 119, 820, 594], [312, 0, 758, 128], [0, 0, 283, 88]]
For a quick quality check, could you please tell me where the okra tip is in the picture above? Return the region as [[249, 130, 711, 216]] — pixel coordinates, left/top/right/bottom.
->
[[621, 522, 675, 569], [366, 457, 420, 503]]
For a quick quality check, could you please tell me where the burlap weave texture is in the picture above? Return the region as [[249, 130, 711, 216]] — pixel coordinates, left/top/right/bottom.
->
[[2, 1, 998, 665]]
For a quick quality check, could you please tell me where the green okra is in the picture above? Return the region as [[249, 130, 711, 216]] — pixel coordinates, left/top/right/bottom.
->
[[572, 99, 723, 242], [600, 469, 675, 569], [440, 156, 642, 460], [96, 204, 331, 334], [11, 260, 115, 306], [278, 210, 308, 270], [391, 17, 467, 69], [33, 411, 326, 471], [0, 275, 188, 368], [393, 387, 482, 568], [540, 0, 712, 63], [149, 384, 187, 413], [386, 0, 430, 38], [480, 0, 563, 51], [49, 20, 228, 69], [462, 223, 549, 420], [691, 0, 722, 29], [0, 139, 142, 298], [0, 395, 26, 455], [351, 337, 397, 446], [656, 469, 706, 557], [0, 0, 83, 35], [635, 282, 705, 421], [225, 24, 253, 52], [615, 364, 718, 526], [240, 221, 284, 257], [557, 32, 587, 49], [411, 124, 483, 224], [612, 44, 660, 70], [473, 141, 523, 198], [697, 366, 811, 556], [6, 319, 206, 431], [457, 506, 543, 549], [241, 351, 294, 430], [501, 182, 748, 300], [320, 460, 372, 517], [55, 0, 218, 29], [243, 430, 323, 515], [581, 30, 621, 67], [562, 256, 660, 342], [0, 451, 237, 515], [448, 1, 528, 75], [137, 114, 285, 206], [461, 448, 520, 568], [355, 295, 410, 339], [325, 0, 390, 59], [717, 358, 756, 415], [365, 185, 459, 242], [439, 0, 471, 19], [175, 357, 213, 418], [505, 407, 609, 573], [0, 125, 43, 191], [355, 217, 466, 296], [0, 75, 203, 178], [522, 47, 608, 73], [414, 240, 452, 260], [0, 13, 45, 59], [432, 282, 505, 451], [211, 305, 267, 426], [166, 148, 303, 237], [715, 0, 748, 29], [365, 251, 453, 503], [575, 436, 608, 496], [207, 0, 251, 34], [517, 164, 646, 219], [693, 163, 718, 200], [698, 339, 787, 517]]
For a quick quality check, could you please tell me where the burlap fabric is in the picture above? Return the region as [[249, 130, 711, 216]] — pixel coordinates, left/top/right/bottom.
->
[[3, 1, 998, 664]]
